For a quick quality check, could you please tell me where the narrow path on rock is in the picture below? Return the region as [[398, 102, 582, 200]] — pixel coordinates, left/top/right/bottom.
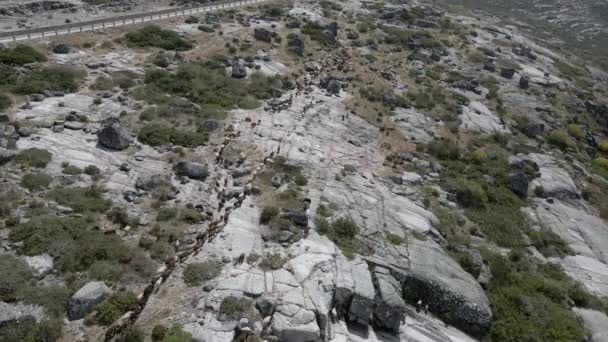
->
[[103, 131, 274, 341]]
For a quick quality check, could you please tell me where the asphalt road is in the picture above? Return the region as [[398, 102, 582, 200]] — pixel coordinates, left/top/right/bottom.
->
[[0, 0, 264, 43]]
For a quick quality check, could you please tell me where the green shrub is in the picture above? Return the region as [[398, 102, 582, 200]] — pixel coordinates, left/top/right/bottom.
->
[[219, 296, 252, 320], [197, 25, 215, 33], [260, 206, 279, 224], [161, 325, 195, 342], [179, 208, 204, 224], [15, 148, 52, 168], [157, 207, 178, 221], [182, 260, 222, 286], [149, 240, 174, 261], [258, 253, 287, 270], [487, 253, 586, 341], [0, 317, 62, 342], [456, 253, 481, 278], [446, 178, 487, 208], [107, 206, 136, 227], [47, 186, 110, 213], [152, 325, 168, 341], [567, 123, 585, 140], [294, 173, 308, 186], [93, 291, 138, 325], [9, 215, 152, 282], [426, 139, 460, 160], [301, 22, 336, 46], [0, 45, 47, 65], [92, 76, 113, 91], [0, 92, 12, 111], [0, 255, 32, 302], [140, 62, 278, 118], [84, 164, 101, 176], [386, 232, 404, 245], [20, 172, 52, 191], [316, 217, 359, 259], [184, 16, 199, 24], [125, 25, 193, 51], [62, 164, 82, 175], [117, 327, 145, 342], [466, 49, 485, 64], [138, 124, 208, 147], [529, 229, 570, 257], [592, 157, 608, 179], [546, 129, 573, 150], [470, 148, 486, 164], [14, 66, 84, 95], [599, 140, 608, 153]]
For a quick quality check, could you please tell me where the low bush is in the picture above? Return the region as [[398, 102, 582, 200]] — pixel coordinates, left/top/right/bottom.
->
[[182, 260, 222, 286], [567, 123, 585, 140], [0, 255, 32, 302], [93, 291, 138, 325], [316, 217, 359, 259], [258, 253, 287, 270], [47, 186, 110, 213], [152, 325, 168, 341], [260, 206, 279, 224], [599, 140, 608, 153], [184, 16, 199, 24], [301, 22, 336, 46], [386, 232, 405, 245], [219, 296, 252, 320], [198, 25, 214, 33], [487, 252, 587, 341], [592, 157, 608, 179], [0, 45, 47, 65], [107, 206, 137, 227], [159, 325, 194, 342], [0, 317, 62, 342], [9, 215, 152, 282], [157, 207, 178, 221], [20, 172, 52, 191], [125, 25, 193, 51], [62, 164, 82, 175], [117, 327, 144, 342], [138, 124, 208, 147], [84, 164, 101, 176], [14, 66, 84, 95], [456, 253, 481, 278], [15, 148, 52, 168], [445, 178, 487, 208], [529, 229, 570, 257], [0, 92, 12, 111], [546, 129, 573, 150], [426, 139, 460, 160]]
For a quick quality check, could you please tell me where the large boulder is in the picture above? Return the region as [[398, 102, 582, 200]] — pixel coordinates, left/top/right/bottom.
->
[[287, 34, 305, 56], [325, 79, 341, 95], [231, 60, 247, 79], [510, 153, 578, 199], [0, 148, 15, 164], [97, 123, 133, 150], [174, 160, 209, 181], [24, 254, 53, 279], [396, 238, 493, 337], [282, 208, 308, 227], [271, 304, 321, 342], [68, 281, 112, 320], [334, 257, 375, 325], [0, 301, 45, 326], [253, 27, 274, 42], [372, 267, 406, 333]]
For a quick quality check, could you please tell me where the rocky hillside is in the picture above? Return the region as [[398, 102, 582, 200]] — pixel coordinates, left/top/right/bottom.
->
[[1, 0, 608, 341]]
